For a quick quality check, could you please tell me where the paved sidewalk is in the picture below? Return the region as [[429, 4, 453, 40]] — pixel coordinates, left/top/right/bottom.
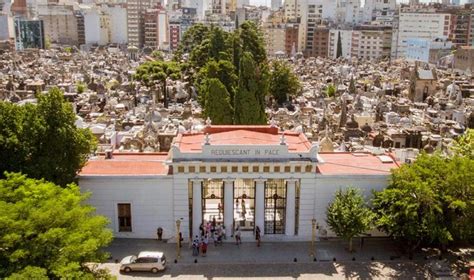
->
[[102, 238, 434, 279], [105, 238, 407, 264]]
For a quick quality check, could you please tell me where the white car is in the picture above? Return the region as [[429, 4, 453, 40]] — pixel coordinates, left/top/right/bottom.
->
[[120, 251, 167, 273]]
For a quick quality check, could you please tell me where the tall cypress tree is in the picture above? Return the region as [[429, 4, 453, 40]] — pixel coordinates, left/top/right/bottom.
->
[[204, 78, 234, 125], [336, 31, 343, 58], [234, 52, 267, 125]]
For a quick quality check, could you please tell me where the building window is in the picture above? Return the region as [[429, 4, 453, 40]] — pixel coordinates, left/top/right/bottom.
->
[[263, 166, 270, 173], [202, 180, 224, 225], [178, 166, 185, 173], [234, 179, 255, 231], [242, 166, 249, 173], [264, 179, 286, 234], [274, 166, 280, 173], [189, 166, 196, 173], [221, 166, 228, 173], [252, 166, 259, 173], [295, 166, 301, 173], [305, 165, 313, 173], [284, 166, 291, 173], [118, 203, 132, 232], [210, 166, 217, 173], [232, 166, 238, 173], [200, 166, 206, 173]]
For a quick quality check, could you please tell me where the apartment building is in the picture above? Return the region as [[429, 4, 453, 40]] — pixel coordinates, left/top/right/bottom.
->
[[304, 26, 329, 58], [391, 12, 452, 58], [37, 4, 80, 45], [144, 6, 169, 50], [127, 0, 158, 47], [351, 25, 392, 60]]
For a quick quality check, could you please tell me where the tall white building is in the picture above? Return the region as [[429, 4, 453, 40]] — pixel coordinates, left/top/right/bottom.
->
[[271, 0, 281, 11], [363, 0, 396, 22], [83, 5, 111, 45], [183, 0, 208, 20], [107, 4, 128, 44], [343, 0, 363, 25], [391, 12, 452, 59]]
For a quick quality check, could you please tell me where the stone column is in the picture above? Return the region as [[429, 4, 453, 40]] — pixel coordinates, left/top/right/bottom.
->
[[223, 179, 234, 235], [192, 179, 202, 238], [255, 179, 266, 236], [285, 179, 297, 236]]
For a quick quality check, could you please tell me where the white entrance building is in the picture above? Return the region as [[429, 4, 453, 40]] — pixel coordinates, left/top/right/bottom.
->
[[78, 125, 398, 241]]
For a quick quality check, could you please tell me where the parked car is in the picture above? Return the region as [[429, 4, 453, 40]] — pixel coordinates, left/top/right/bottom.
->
[[120, 251, 166, 273]]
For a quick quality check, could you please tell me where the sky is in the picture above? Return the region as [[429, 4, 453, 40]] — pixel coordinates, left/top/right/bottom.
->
[[249, 0, 470, 6]]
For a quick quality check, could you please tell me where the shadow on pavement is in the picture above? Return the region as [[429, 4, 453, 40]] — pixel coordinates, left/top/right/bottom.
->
[[134, 263, 338, 279]]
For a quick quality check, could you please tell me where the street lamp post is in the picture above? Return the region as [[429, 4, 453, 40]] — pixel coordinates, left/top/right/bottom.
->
[[310, 218, 316, 257], [176, 219, 181, 259]]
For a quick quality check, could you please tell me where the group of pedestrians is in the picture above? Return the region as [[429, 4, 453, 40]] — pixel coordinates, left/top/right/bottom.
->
[[192, 220, 226, 257], [191, 221, 263, 257]]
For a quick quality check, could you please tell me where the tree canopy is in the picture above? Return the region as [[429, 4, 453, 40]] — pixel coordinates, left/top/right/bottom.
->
[[174, 21, 269, 125], [203, 78, 234, 125], [0, 87, 96, 186], [0, 173, 113, 279], [234, 52, 268, 125], [452, 129, 473, 159], [326, 187, 374, 252], [269, 60, 301, 105], [372, 152, 474, 253], [134, 60, 182, 108]]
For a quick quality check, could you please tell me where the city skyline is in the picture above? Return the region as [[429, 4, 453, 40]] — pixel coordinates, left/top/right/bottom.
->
[[249, 0, 471, 6]]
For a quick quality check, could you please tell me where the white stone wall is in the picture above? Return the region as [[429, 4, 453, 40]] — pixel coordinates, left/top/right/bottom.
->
[[80, 176, 175, 239], [80, 171, 390, 241], [108, 5, 127, 44], [312, 175, 389, 238], [394, 12, 450, 58]]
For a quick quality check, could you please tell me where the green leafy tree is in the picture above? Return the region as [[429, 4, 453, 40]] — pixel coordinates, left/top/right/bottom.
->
[[174, 23, 211, 60], [452, 129, 473, 159], [76, 82, 86, 93], [372, 153, 474, 254], [0, 173, 113, 279], [6, 266, 48, 280], [238, 21, 267, 66], [326, 187, 374, 252], [196, 59, 238, 106], [234, 52, 268, 125], [336, 31, 342, 58], [151, 50, 164, 60], [269, 60, 301, 105], [134, 60, 181, 108], [326, 83, 336, 98], [208, 26, 232, 61], [0, 88, 96, 186], [203, 78, 234, 124]]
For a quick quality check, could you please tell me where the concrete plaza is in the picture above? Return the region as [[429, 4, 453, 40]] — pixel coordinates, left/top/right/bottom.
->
[[100, 238, 436, 279]]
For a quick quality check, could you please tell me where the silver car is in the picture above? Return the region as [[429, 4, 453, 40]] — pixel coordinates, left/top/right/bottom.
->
[[120, 251, 166, 273]]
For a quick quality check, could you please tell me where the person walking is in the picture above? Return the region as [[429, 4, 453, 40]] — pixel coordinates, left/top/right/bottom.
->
[[235, 226, 241, 245], [201, 234, 209, 257], [255, 226, 261, 247], [192, 235, 200, 256]]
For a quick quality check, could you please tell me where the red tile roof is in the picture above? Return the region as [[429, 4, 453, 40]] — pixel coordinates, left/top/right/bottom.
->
[[79, 153, 169, 176], [176, 126, 312, 153], [317, 152, 399, 175]]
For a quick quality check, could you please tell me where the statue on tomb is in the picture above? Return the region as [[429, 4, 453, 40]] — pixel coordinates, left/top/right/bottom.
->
[[319, 127, 334, 152]]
